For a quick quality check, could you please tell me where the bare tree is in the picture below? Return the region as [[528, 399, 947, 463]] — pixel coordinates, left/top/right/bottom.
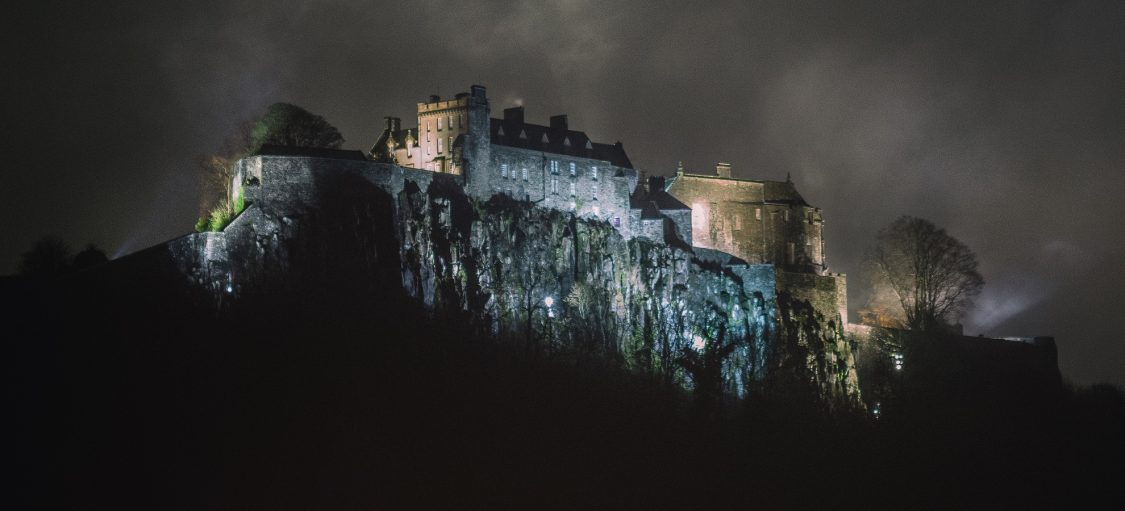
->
[[867, 216, 983, 333]]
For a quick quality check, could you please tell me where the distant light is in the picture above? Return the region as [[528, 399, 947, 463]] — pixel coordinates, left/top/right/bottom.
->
[[544, 296, 554, 307], [692, 334, 705, 351]]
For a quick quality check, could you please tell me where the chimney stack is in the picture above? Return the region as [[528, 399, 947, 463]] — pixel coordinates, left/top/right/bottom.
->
[[504, 106, 525, 125], [550, 114, 568, 132], [428, 94, 441, 103], [716, 162, 732, 178]]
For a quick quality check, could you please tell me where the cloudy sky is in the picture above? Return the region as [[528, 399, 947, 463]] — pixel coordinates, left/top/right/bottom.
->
[[3, 0, 1123, 385]]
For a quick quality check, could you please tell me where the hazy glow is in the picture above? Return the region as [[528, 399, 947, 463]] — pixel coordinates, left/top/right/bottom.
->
[[692, 334, 705, 351]]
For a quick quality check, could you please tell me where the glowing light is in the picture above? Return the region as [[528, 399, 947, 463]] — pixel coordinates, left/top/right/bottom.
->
[[544, 296, 554, 307], [692, 334, 705, 351], [892, 353, 904, 371]]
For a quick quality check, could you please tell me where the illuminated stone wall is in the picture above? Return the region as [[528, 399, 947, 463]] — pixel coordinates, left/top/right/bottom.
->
[[664, 169, 826, 274]]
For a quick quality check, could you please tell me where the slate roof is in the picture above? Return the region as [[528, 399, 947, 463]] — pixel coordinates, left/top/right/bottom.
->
[[370, 128, 418, 156], [489, 118, 633, 168], [693, 247, 749, 267], [630, 179, 691, 211]]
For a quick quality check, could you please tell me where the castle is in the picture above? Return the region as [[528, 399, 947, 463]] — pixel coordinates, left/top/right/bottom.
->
[[370, 84, 849, 324]]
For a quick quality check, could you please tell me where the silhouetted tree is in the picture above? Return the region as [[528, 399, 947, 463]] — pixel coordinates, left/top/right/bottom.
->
[[72, 244, 109, 271], [18, 237, 72, 277], [866, 216, 983, 333]]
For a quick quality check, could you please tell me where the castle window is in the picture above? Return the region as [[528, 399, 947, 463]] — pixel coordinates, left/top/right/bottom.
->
[[447, 115, 452, 130], [569, 182, 576, 197], [613, 217, 621, 228], [522, 167, 528, 181], [437, 137, 443, 154], [755, 208, 761, 220], [550, 160, 559, 174], [438, 117, 443, 131], [552, 177, 558, 194], [784, 210, 790, 222], [735, 215, 742, 230], [458, 114, 463, 128], [427, 120, 432, 133], [569, 162, 576, 176], [591, 182, 598, 200], [787, 242, 796, 265], [591, 166, 598, 180], [501, 164, 509, 178]]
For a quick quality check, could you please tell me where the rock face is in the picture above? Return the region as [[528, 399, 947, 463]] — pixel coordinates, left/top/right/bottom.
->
[[166, 154, 861, 406]]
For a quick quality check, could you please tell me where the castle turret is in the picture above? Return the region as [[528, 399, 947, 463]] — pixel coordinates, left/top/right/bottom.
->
[[464, 85, 492, 197]]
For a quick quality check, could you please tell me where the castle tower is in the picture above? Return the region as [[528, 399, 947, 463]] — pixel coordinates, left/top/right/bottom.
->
[[416, 92, 472, 174], [463, 85, 492, 197]]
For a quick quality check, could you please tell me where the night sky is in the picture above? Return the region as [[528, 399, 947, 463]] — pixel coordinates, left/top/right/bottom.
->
[[4, 1, 1123, 386]]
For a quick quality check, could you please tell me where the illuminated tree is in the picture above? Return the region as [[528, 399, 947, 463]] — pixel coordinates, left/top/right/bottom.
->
[[197, 103, 344, 229], [249, 103, 344, 150], [867, 216, 983, 333]]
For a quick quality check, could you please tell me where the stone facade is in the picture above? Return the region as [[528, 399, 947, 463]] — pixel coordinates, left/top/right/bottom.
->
[[369, 84, 848, 345], [664, 164, 826, 274]]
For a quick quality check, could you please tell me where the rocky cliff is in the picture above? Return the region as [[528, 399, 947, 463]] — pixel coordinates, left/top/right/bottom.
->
[[165, 154, 860, 406]]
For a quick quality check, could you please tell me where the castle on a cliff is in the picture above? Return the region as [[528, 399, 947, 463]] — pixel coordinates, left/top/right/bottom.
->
[[369, 85, 848, 324]]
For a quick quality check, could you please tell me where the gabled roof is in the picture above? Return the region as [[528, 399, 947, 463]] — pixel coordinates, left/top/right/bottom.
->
[[489, 118, 632, 168], [370, 128, 418, 155], [630, 178, 690, 211]]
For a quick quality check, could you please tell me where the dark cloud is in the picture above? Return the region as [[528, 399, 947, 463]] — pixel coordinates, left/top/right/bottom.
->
[[4, 0, 1123, 385]]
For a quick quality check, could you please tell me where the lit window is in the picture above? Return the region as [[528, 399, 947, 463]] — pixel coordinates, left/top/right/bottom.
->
[[569, 182, 576, 196], [550, 160, 559, 174], [501, 164, 509, 178], [569, 162, 576, 176], [591, 166, 598, 180], [522, 167, 528, 181], [592, 182, 598, 199]]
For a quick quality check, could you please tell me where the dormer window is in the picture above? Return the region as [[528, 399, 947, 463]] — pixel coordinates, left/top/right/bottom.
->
[[519, 130, 528, 140], [541, 133, 549, 144], [585, 140, 593, 150], [564, 137, 572, 148], [497, 125, 505, 137]]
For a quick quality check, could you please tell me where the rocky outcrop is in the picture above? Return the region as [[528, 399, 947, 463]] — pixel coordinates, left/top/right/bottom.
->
[[165, 154, 860, 406]]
